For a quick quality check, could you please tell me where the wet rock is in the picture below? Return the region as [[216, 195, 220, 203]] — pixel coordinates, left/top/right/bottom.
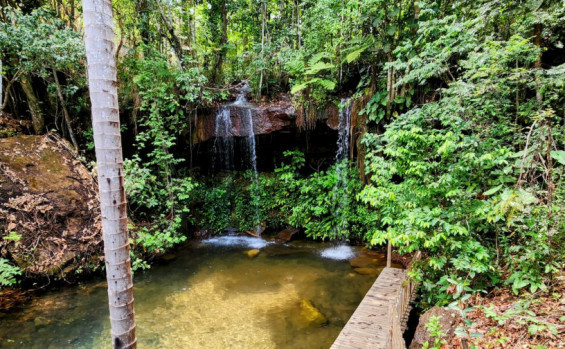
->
[[245, 249, 261, 258], [325, 103, 340, 130], [274, 227, 299, 244], [194, 99, 296, 143], [264, 244, 309, 257], [161, 253, 177, 261], [349, 254, 383, 269], [409, 306, 461, 349], [0, 135, 102, 277], [299, 299, 327, 327], [33, 316, 51, 327], [193, 228, 212, 239]]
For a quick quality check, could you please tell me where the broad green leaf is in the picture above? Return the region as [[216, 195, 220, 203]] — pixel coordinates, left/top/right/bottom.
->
[[344, 46, 368, 63], [483, 185, 503, 196], [550, 151, 565, 165]]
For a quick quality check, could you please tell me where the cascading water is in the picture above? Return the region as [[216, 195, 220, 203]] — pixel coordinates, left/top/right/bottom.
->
[[321, 98, 354, 258], [333, 98, 352, 237], [335, 98, 352, 179], [213, 106, 235, 171], [320, 98, 355, 261], [234, 95, 258, 179], [213, 93, 262, 235], [234, 95, 261, 234]]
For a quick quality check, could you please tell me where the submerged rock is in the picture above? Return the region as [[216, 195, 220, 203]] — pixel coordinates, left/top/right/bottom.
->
[[0, 135, 102, 278], [353, 267, 381, 276], [245, 249, 261, 258], [298, 299, 327, 328], [349, 254, 382, 268]]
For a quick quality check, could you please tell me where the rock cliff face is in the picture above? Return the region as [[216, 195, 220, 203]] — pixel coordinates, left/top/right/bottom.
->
[[0, 135, 102, 278], [194, 98, 296, 143]]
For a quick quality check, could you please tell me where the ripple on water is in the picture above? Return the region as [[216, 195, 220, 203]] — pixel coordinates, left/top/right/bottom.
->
[[201, 236, 270, 249], [320, 245, 356, 260]]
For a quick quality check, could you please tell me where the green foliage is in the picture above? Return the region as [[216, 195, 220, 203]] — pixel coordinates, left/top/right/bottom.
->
[[482, 301, 559, 337], [3, 231, 22, 243], [192, 176, 235, 233], [422, 316, 447, 349], [0, 258, 21, 287], [193, 150, 375, 241], [359, 0, 565, 306], [286, 53, 337, 102], [121, 51, 204, 259], [287, 161, 376, 241], [0, 7, 84, 76]]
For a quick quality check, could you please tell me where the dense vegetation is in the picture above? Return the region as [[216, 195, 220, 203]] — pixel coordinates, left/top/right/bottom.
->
[[1, 0, 564, 323]]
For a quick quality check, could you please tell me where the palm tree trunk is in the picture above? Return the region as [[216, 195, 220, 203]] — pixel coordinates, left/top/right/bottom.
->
[[82, 0, 137, 347]]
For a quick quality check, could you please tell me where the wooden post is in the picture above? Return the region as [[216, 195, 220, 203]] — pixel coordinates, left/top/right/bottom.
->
[[387, 241, 392, 267]]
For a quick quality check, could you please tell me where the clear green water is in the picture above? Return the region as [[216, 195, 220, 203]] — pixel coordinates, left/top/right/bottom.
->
[[0, 238, 384, 349]]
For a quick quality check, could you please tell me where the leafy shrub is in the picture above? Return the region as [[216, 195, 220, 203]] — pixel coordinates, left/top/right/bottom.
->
[[0, 258, 21, 287]]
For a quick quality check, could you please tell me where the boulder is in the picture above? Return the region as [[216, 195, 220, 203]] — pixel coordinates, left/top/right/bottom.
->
[[0, 135, 102, 277], [245, 249, 261, 258], [274, 227, 299, 244], [298, 299, 327, 328], [409, 306, 461, 349]]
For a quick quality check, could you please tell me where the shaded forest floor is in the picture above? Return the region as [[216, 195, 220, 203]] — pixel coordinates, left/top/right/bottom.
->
[[449, 276, 565, 348]]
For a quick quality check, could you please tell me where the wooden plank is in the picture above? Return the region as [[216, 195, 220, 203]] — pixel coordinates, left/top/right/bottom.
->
[[331, 267, 407, 349]]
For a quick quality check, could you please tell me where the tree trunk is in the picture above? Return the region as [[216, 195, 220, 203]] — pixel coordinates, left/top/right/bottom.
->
[[70, 0, 75, 29], [20, 74, 44, 134], [257, 1, 266, 99], [52, 69, 79, 149], [82, 0, 137, 347], [0, 58, 2, 108], [136, 0, 151, 56], [533, 23, 543, 105], [156, 0, 186, 69], [212, 0, 227, 83]]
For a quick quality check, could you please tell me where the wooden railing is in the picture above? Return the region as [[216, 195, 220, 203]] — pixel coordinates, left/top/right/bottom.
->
[[386, 251, 421, 349]]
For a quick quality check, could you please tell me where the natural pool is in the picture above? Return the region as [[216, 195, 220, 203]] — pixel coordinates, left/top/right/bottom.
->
[[0, 237, 388, 349]]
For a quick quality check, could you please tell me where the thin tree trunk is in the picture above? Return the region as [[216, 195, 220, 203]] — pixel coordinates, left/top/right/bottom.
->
[[258, 1, 266, 99], [20, 74, 44, 134], [212, 0, 227, 83], [70, 0, 75, 29], [534, 23, 543, 105], [82, 0, 137, 347], [52, 69, 79, 149], [0, 58, 2, 109], [156, 0, 186, 69]]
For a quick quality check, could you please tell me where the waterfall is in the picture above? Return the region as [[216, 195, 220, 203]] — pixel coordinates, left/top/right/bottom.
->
[[213, 93, 261, 235], [336, 98, 352, 166], [321, 98, 355, 257], [333, 98, 352, 239], [234, 95, 258, 178], [213, 106, 235, 171], [235, 95, 261, 234]]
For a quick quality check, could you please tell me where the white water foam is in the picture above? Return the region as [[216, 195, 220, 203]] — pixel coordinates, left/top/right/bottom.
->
[[202, 236, 270, 249], [320, 245, 356, 260]]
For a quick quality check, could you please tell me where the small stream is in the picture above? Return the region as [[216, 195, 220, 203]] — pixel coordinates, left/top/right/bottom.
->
[[0, 238, 385, 349]]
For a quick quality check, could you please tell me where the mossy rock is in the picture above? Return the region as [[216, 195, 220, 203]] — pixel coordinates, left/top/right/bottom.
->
[[0, 135, 102, 278]]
